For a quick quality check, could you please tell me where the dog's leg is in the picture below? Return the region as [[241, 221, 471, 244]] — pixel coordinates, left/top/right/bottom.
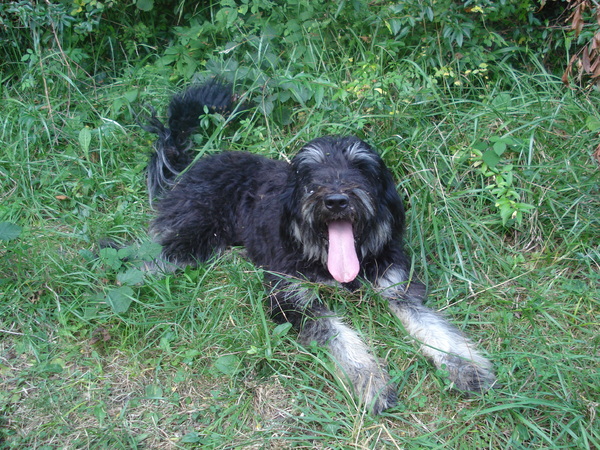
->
[[375, 266, 496, 392], [268, 281, 397, 414], [300, 308, 398, 414]]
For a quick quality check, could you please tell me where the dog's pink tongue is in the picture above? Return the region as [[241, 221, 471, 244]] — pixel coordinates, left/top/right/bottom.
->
[[327, 221, 360, 283]]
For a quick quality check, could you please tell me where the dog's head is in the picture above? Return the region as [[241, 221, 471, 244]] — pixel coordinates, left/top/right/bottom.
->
[[283, 136, 405, 283]]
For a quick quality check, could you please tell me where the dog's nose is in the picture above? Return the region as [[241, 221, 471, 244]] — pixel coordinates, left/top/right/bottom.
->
[[324, 194, 349, 212]]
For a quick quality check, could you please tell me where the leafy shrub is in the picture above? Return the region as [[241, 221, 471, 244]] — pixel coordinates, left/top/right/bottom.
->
[[0, 0, 576, 95], [139, 0, 576, 112], [0, 0, 172, 87]]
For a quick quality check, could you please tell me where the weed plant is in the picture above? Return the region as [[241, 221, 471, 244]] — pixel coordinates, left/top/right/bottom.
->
[[1, 1, 599, 448]]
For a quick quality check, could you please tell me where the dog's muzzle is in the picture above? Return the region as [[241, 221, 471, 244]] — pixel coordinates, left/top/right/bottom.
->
[[324, 193, 349, 213]]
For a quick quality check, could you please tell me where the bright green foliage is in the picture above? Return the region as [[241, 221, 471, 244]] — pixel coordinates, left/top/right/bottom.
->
[[0, 222, 22, 241], [0, 1, 599, 448], [466, 137, 536, 226]]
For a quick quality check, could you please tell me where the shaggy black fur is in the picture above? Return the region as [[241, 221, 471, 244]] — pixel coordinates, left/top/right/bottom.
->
[[143, 81, 496, 414], [143, 79, 237, 199]]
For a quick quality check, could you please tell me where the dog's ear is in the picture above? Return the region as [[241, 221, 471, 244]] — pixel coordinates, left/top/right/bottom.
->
[[378, 166, 406, 236], [381, 165, 405, 215], [280, 172, 301, 222], [279, 182, 302, 250]]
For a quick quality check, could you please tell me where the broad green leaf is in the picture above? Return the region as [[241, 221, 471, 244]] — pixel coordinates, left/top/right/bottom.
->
[[99, 247, 122, 270], [0, 222, 22, 241], [314, 85, 324, 108], [493, 140, 507, 155], [124, 89, 139, 103], [585, 115, 600, 132], [105, 286, 134, 314], [482, 149, 501, 169], [117, 246, 134, 260], [499, 203, 515, 225], [491, 92, 512, 109], [79, 126, 92, 154], [145, 384, 164, 398], [136, 0, 154, 12], [214, 354, 241, 376], [117, 268, 145, 286], [181, 432, 204, 444], [387, 19, 403, 36], [472, 141, 487, 152], [136, 241, 163, 261]]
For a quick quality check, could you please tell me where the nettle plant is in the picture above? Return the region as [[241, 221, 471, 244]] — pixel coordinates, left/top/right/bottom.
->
[[468, 136, 535, 226], [90, 242, 163, 314]]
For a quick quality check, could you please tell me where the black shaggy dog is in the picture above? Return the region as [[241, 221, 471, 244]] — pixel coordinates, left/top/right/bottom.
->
[[143, 80, 495, 414]]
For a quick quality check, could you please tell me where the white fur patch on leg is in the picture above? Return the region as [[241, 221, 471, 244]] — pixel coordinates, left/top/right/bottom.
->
[[299, 315, 397, 414], [375, 265, 495, 392], [388, 300, 495, 392]]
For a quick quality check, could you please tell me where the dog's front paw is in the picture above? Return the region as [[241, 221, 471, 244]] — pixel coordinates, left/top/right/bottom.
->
[[368, 380, 398, 415], [351, 369, 397, 414], [443, 355, 496, 393]]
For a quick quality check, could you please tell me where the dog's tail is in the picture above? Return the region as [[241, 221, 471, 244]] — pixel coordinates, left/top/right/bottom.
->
[[143, 79, 236, 201]]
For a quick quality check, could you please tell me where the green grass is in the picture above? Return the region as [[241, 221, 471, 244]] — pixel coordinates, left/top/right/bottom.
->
[[1, 20, 599, 449]]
